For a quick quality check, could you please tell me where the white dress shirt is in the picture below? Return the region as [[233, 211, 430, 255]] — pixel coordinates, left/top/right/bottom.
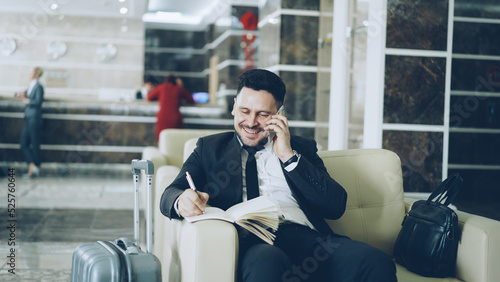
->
[[241, 141, 316, 230], [27, 79, 37, 97], [175, 138, 316, 230]]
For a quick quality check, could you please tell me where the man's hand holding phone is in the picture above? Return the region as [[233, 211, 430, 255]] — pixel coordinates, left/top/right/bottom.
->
[[267, 105, 284, 142], [266, 105, 295, 162]]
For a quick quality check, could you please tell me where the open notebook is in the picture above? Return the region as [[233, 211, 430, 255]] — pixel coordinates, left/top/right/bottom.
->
[[185, 197, 280, 245]]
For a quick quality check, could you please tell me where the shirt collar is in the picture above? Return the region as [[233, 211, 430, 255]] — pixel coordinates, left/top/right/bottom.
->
[[236, 134, 274, 154]]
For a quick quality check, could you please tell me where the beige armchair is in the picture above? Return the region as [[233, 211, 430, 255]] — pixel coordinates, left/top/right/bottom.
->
[[153, 131, 500, 282], [142, 128, 228, 176], [141, 128, 229, 256]]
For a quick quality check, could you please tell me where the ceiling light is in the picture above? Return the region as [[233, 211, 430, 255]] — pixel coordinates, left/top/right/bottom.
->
[[46, 41, 67, 60], [120, 7, 128, 14], [0, 37, 17, 57], [268, 18, 279, 24], [142, 12, 201, 25], [155, 11, 182, 18], [97, 43, 117, 62]]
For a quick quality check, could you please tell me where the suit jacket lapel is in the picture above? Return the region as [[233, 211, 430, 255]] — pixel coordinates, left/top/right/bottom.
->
[[226, 133, 244, 203]]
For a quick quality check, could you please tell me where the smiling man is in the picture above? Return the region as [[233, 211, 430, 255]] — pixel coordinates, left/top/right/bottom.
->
[[160, 69, 396, 282]]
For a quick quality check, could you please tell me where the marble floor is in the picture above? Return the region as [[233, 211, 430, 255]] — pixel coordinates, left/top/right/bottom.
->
[[0, 174, 138, 282], [0, 171, 498, 282]]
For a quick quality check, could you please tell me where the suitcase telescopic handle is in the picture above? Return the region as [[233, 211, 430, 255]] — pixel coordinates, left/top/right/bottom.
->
[[131, 159, 154, 253], [131, 159, 154, 175]]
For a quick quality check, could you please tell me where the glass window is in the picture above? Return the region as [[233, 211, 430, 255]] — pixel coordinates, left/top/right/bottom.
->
[[384, 55, 446, 124], [450, 96, 500, 129], [282, 0, 320, 10], [280, 15, 319, 66], [279, 71, 317, 122], [451, 59, 500, 93], [449, 133, 500, 165], [454, 0, 500, 19], [383, 130, 443, 192], [145, 53, 206, 72], [453, 22, 500, 56], [449, 169, 500, 220], [145, 29, 206, 49], [386, 0, 448, 50]]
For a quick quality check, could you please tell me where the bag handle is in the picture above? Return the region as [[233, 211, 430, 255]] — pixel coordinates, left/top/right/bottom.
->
[[427, 173, 463, 206]]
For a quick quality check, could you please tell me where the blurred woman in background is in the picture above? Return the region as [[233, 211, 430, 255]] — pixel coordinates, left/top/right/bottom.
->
[[147, 74, 195, 141], [17, 66, 44, 178]]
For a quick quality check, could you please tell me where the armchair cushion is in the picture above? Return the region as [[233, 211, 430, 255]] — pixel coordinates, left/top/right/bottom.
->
[[319, 149, 405, 256], [157, 129, 228, 168]]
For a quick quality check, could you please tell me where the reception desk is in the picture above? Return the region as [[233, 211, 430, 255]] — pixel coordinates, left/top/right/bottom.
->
[[0, 97, 231, 175]]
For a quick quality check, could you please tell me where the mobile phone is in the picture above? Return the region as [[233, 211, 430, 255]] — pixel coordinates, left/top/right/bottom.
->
[[268, 105, 285, 142]]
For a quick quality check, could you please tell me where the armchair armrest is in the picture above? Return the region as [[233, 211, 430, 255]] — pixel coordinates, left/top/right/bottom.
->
[[153, 165, 181, 257], [163, 218, 238, 282], [403, 198, 500, 282], [403, 197, 417, 213], [455, 210, 500, 282], [142, 146, 168, 171]]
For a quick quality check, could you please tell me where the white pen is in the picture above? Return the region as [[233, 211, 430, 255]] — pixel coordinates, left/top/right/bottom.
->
[[185, 171, 197, 191], [186, 171, 205, 214]]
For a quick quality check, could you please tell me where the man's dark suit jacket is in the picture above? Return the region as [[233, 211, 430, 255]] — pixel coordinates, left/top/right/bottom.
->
[[25, 82, 44, 119], [160, 132, 347, 235]]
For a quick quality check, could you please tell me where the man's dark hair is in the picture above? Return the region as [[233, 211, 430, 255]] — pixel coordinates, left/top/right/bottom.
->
[[164, 73, 177, 84], [144, 76, 156, 85], [237, 69, 286, 106]]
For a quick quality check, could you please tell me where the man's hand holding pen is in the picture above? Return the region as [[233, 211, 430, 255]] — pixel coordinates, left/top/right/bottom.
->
[[178, 171, 209, 218]]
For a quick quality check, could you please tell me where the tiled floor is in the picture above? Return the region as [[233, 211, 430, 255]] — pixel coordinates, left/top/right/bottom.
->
[[0, 175, 137, 281], [0, 171, 498, 281]]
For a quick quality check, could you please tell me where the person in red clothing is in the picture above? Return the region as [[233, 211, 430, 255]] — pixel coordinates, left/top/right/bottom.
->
[[147, 74, 195, 141]]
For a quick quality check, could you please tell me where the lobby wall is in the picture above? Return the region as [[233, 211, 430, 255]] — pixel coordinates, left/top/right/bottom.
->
[[0, 12, 144, 101], [0, 11, 148, 173]]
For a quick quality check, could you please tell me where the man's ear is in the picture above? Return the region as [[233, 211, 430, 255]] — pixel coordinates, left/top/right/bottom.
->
[[231, 97, 237, 116]]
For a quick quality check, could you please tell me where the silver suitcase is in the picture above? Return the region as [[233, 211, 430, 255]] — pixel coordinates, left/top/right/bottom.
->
[[71, 160, 161, 282]]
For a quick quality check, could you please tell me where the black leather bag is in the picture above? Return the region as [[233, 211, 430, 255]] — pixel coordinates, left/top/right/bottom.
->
[[393, 173, 463, 278]]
